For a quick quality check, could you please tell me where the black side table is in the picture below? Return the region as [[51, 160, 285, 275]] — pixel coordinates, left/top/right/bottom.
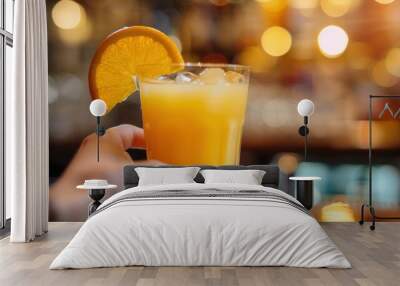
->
[[77, 182, 117, 216], [87, 189, 106, 215], [289, 177, 321, 210]]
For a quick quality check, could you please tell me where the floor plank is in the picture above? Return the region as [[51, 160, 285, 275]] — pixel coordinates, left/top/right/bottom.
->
[[0, 222, 399, 286]]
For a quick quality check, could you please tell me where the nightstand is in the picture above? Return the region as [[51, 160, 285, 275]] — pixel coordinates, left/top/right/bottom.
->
[[77, 180, 117, 216], [289, 177, 321, 210]]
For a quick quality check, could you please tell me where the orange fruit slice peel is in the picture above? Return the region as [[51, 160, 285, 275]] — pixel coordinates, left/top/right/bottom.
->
[[89, 26, 183, 111]]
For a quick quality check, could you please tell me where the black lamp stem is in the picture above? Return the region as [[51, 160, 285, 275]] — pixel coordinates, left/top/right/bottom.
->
[[96, 116, 100, 162], [304, 116, 309, 161]]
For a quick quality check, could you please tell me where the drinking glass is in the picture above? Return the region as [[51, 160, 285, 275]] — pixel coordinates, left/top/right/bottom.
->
[[138, 63, 250, 165]]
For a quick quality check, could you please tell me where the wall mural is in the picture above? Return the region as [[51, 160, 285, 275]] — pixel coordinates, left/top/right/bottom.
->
[[47, 0, 400, 223]]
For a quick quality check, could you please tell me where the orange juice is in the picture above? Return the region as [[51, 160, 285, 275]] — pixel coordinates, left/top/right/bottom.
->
[[140, 78, 248, 165]]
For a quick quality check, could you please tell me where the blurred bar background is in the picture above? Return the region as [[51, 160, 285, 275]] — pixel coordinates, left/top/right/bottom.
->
[[47, 0, 400, 221]]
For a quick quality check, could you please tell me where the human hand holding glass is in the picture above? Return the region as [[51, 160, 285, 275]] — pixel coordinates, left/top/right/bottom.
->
[[49, 124, 160, 221]]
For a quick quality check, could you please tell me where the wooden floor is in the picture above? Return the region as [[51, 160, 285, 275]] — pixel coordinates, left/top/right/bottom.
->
[[0, 222, 399, 286]]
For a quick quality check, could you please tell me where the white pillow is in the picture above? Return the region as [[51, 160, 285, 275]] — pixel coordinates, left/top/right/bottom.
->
[[135, 167, 200, 186], [200, 169, 266, 185]]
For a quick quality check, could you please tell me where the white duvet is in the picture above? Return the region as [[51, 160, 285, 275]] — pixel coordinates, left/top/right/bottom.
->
[[50, 183, 351, 269]]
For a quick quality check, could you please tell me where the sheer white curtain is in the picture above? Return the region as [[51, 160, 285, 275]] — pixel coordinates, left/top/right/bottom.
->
[[7, 0, 49, 242]]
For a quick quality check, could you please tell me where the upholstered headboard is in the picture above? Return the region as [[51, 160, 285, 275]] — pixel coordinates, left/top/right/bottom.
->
[[123, 165, 280, 189]]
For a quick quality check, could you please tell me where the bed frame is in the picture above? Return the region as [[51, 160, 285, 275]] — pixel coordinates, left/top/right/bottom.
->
[[123, 165, 280, 189]]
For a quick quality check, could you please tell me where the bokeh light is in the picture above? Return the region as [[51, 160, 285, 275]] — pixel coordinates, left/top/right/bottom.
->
[[57, 4, 91, 46], [261, 26, 292, 57], [375, 0, 395, 4], [52, 0, 83, 30], [318, 25, 349, 58], [372, 61, 398, 87], [289, 0, 318, 10], [235, 46, 276, 72], [258, 0, 287, 13], [320, 202, 356, 222], [385, 48, 400, 77], [320, 0, 359, 18], [277, 153, 299, 174]]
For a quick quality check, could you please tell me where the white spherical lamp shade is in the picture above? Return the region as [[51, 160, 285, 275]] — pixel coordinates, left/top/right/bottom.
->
[[297, 99, 314, 117], [89, 99, 107, 117]]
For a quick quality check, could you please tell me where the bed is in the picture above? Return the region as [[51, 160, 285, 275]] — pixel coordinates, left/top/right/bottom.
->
[[50, 165, 350, 269]]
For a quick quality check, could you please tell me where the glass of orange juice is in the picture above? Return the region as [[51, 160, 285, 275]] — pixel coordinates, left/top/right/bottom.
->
[[138, 63, 250, 165]]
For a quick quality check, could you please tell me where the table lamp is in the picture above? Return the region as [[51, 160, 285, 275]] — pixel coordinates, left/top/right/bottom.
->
[[297, 99, 314, 161], [89, 99, 107, 162]]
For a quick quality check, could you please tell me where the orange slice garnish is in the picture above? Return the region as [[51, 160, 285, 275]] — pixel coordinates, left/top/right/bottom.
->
[[89, 26, 183, 111]]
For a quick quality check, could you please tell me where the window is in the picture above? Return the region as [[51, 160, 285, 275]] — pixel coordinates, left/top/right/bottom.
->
[[1, 0, 14, 230]]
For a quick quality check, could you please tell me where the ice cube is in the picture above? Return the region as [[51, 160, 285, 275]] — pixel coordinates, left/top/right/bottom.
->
[[199, 68, 225, 84], [157, 75, 171, 81], [175, 72, 199, 83], [225, 71, 245, 83], [146, 75, 174, 84]]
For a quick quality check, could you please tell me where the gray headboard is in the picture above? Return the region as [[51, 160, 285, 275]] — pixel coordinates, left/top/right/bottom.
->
[[123, 165, 280, 189]]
